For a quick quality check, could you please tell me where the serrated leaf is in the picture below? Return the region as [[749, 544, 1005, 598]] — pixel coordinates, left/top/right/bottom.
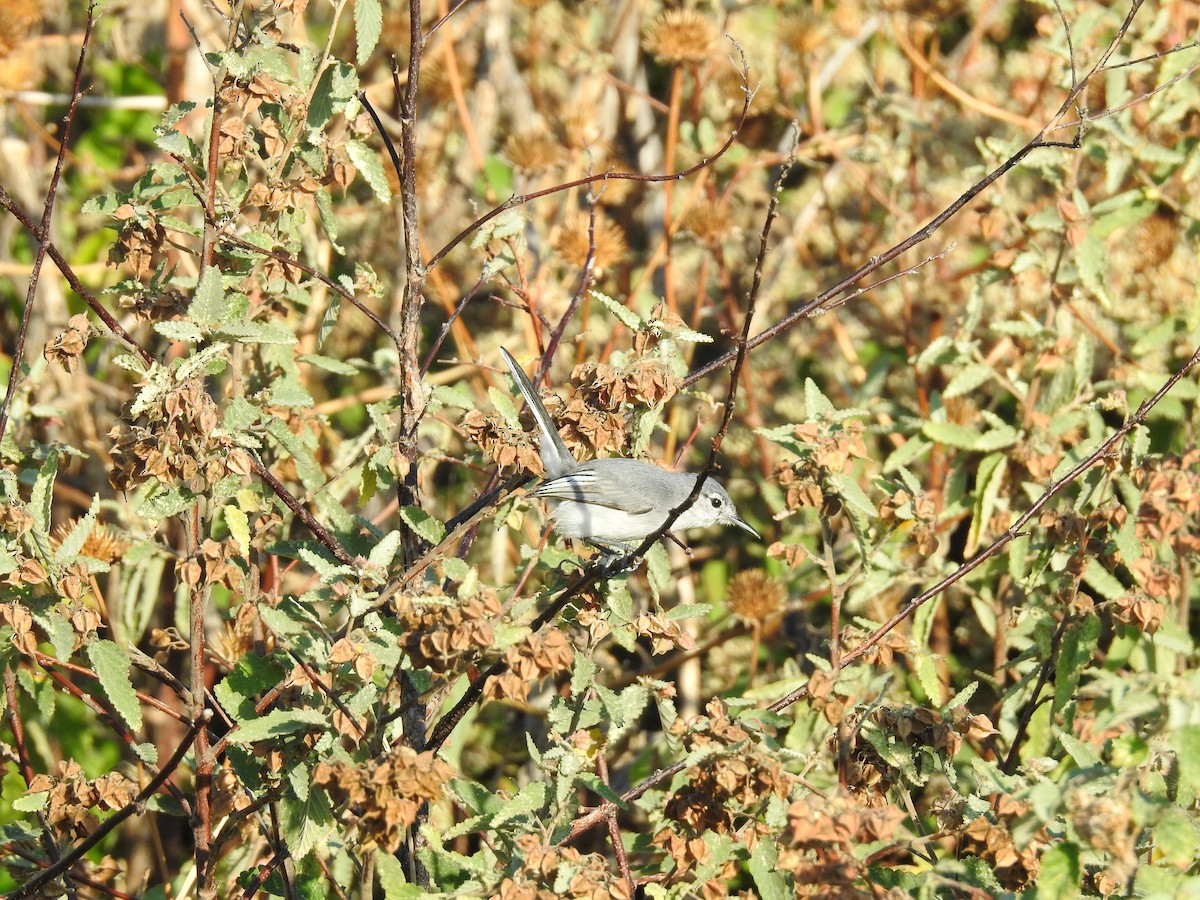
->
[[591, 290, 643, 330], [12, 792, 48, 812], [914, 654, 943, 705], [216, 322, 297, 345], [804, 378, 834, 417], [828, 473, 875, 518], [113, 354, 149, 375], [307, 65, 335, 129], [87, 639, 143, 731], [154, 320, 204, 343], [228, 708, 328, 745], [944, 363, 995, 399], [374, 850, 416, 898], [318, 293, 341, 350], [54, 495, 99, 565], [280, 778, 334, 860], [492, 782, 548, 828], [1036, 843, 1081, 894], [46, 614, 75, 660], [224, 505, 251, 557], [966, 453, 1007, 556], [299, 353, 358, 376], [346, 139, 392, 203], [1053, 614, 1100, 715], [224, 395, 261, 432], [923, 420, 1017, 452], [138, 485, 197, 521], [400, 506, 445, 544], [265, 417, 323, 490], [646, 542, 670, 602], [1058, 733, 1101, 768], [354, 0, 382, 65], [748, 840, 788, 900], [30, 448, 58, 537], [368, 530, 403, 569], [1082, 559, 1124, 601], [489, 385, 520, 429], [189, 266, 229, 327]]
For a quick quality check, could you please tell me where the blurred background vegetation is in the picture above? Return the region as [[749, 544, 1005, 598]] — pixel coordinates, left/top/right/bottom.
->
[[1, 0, 1199, 896]]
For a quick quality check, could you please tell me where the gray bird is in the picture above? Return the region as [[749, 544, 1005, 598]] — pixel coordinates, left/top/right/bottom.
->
[[499, 347, 759, 548]]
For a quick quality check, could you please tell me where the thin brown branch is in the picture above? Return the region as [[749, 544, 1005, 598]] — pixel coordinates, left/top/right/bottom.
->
[[768, 340, 1200, 715], [423, 64, 753, 273], [0, 4, 96, 445], [683, 0, 1148, 389], [10, 711, 210, 900]]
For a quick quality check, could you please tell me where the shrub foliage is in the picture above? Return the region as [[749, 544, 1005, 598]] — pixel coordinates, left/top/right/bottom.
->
[[1, 0, 1199, 897]]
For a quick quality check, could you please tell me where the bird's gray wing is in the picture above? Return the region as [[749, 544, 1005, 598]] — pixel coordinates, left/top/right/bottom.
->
[[531, 459, 692, 515]]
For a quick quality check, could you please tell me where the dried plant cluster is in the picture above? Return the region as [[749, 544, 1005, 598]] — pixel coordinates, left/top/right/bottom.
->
[[0, 1, 1199, 898]]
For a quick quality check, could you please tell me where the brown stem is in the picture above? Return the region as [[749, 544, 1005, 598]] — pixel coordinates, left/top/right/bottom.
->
[[0, 4, 96, 445], [10, 711, 210, 900]]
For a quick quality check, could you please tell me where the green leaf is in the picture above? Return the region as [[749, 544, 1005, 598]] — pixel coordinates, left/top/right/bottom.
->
[[374, 850, 416, 897], [54, 495, 99, 565], [1076, 234, 1110, 306], [45, 613, 75, 660], [368, 530, 403, 570], [1058, 734, 1100, 769], [966, 453, 1007, 556], [224, 505, 251, 557], [346, 139, 392, 203], [828, 473, 875, 518], [12, 792, 48, 812], [216, 322, 298, 345], [1153, 808, 1198, 869], [944, 362, 995, 399], [354, 0, 382, 65], [87, 639, 143, 731], [138, 485, 198, 521], [1034, 842, 1080, 895], [307, 66, 334, 129], [224, 396, 261, 432], [914, 654, 943, 705], [30, 448, 58, 537], [228, 708, 328, 745], [189, 266, 229, 327], [804, 378, 834, 417], [280, 780, 334, 860], [591, 290, 643, 331], [645, 542, 670, 602], [400, 506, 445, 544], [748, 840, 788, 900], [923, 420, 1018, 452], [570, 651, 596, 699], [1053, 615, 1100, 715], [492, 782, 548, 828], [265, 417, 323, 491], [299, 354, 358, 376], [154, 320, 204, 343]]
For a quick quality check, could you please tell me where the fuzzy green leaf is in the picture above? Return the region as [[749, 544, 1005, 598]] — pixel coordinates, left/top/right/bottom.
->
[[87, 639, 143, 732]]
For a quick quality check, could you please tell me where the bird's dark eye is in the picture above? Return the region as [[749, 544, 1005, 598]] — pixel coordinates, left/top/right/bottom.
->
[[710, 496, 722, 508]]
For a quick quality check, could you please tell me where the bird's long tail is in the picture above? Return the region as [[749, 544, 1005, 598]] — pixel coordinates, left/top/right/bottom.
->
[[498, 347, 577, 478]]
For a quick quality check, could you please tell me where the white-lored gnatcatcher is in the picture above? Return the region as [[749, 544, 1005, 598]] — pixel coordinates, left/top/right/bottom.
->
[[499, 347, 759, 548]]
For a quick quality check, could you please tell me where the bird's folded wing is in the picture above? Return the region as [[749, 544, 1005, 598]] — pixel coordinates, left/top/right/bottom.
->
[[531, 470, 658, 515]]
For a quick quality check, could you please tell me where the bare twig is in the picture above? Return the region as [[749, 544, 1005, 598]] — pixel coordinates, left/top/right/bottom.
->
[[683, 1, 1148, 389], [423, 70, 753, 273], [0, 4, 96, 445], [768, 340, 1200, 714], [10, 711, 211, 900]]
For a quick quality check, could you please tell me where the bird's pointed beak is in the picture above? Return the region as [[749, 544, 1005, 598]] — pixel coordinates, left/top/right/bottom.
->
[[730, 515, 760, 539]]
